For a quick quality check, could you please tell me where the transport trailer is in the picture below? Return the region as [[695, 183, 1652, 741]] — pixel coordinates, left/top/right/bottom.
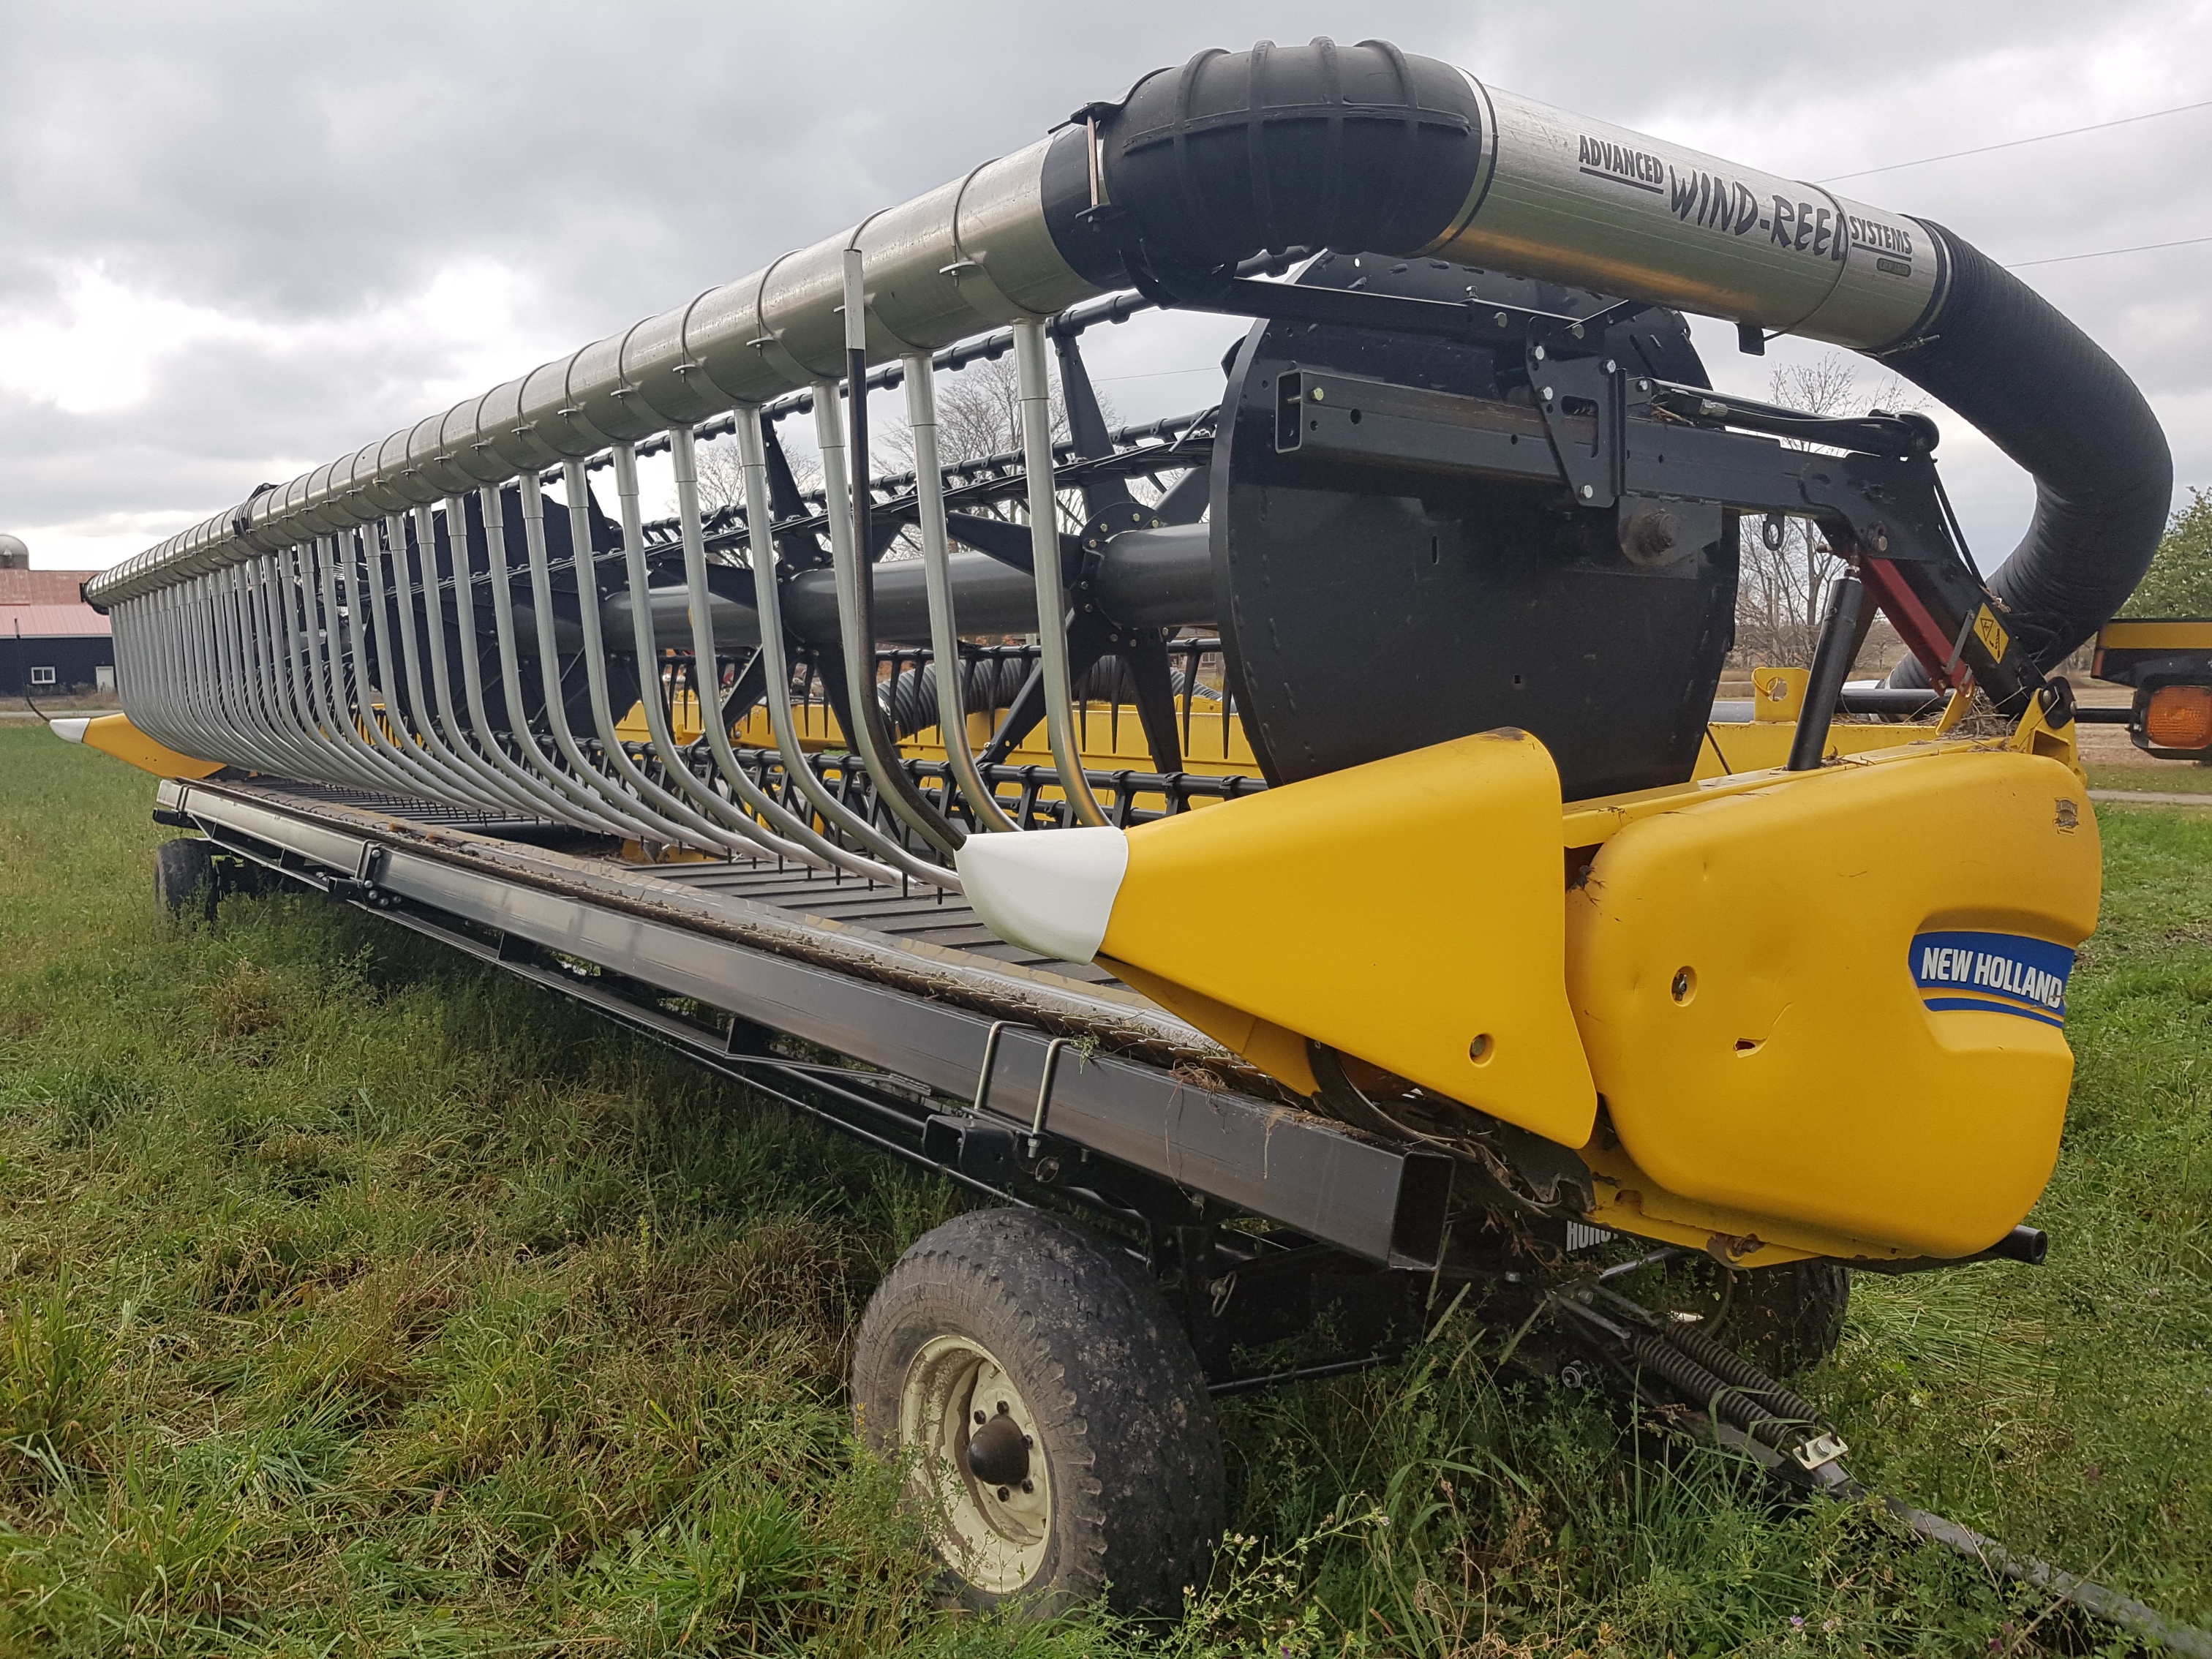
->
[[148, 768, 1467, 1611], [65, 35, 2211, 1644], [2086, 617, 2212, 760]]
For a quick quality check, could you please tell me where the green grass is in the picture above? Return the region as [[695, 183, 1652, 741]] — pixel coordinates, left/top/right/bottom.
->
[[0, 726, 2208, 1655], [2086, 759, 2212, 795]]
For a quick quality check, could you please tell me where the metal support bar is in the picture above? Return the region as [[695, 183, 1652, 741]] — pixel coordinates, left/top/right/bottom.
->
[[663, 425, 893, 876], [971, 1019, 1011, 1114], [602, 446, 778, 846], [396, 507, 530, 815], [727, 408, 939, 884], [906, 349, 1019, 832], [478, 486, 642, 835], [556, 462, 760, 856], [1012, 317, 1107, 827], [513, 474, 665, 838], [372, 519, 506, 809], [832, 248, 964, 857], [1026, 1034, 1074, 1156], [439, 495, 601, 830]]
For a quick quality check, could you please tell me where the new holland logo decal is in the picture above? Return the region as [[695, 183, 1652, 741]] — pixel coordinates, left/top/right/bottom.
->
[[1911, 931, 2073, 1027]]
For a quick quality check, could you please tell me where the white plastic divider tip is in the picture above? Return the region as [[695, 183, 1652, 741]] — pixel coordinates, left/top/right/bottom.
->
[[955, 824, 1129, 965]]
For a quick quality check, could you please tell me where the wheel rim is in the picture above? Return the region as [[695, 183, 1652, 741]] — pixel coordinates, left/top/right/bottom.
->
[[899, 1333, 1052, 1594]]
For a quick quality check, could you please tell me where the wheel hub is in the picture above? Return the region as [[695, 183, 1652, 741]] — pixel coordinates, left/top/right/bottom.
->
[[900, 1333, 1053, 1594], [963, 1405, 1032, 1487]]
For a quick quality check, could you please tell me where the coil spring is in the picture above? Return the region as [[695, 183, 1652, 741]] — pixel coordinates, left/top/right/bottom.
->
[[1628, 1331, 1799, 1451], [1661, 1317, 1823, 1426]]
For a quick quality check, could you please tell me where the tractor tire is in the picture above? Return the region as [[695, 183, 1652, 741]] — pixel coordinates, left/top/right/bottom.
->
[[154, 838, 216, 922], [1714, 1259, 1851, 1378], [851, 1207, 1223, 1616]]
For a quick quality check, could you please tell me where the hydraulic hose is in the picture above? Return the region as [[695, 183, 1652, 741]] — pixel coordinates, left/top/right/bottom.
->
[[1879, 228, 2171, 674]]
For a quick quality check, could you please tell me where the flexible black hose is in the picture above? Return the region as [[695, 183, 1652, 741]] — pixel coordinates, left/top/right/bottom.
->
[[1882, 228, 2172, 677], [879, 655, 1211, 738]]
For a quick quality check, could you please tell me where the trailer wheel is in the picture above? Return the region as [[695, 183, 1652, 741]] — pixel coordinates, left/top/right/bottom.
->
[[1715, 1260, 1850, 1377], [851, 1207, 1222, 1615], [154, 838, 216, 922]]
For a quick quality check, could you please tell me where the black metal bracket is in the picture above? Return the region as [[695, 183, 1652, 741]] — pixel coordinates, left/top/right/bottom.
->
[[1127, 249, 1650, 356], [1531, 350, 1627, 509], [1275, 357, 2055, 716], [1645, 382, 1941, 460]]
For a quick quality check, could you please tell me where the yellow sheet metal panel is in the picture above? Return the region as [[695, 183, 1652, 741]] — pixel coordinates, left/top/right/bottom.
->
[[1565, 748, 2099, 1258], [1102, 959, 1323, 1096], [2097, 619, 2212, 651], [1577, 1129, 1946, 1266], [1750, 666, 1807, 723], [75, 713, 225, 779], [1099, 729, 1599, 1146], [1696, 718, 1928, 778]]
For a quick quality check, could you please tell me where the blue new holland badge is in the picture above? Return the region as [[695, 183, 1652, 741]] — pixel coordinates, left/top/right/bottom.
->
[[1911, 931, 2074, 1027]]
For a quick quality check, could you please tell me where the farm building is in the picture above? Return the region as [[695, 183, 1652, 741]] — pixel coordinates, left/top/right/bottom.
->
[[0, 535, 113, 696]]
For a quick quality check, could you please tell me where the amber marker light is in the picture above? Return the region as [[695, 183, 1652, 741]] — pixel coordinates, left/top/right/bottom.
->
[[2145, 684, 2212, 751]]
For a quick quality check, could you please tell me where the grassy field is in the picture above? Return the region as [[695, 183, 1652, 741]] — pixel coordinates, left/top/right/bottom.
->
[[0, 724, 2208, 1656], [2088, 759, 2212, 796]]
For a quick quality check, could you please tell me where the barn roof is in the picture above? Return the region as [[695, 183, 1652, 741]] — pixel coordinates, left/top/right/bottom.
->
[[1, 603, 111, 639], [0, 568, 96, 607]]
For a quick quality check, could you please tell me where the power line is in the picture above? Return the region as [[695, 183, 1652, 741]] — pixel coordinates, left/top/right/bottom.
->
[[1818, 97, 2212, 184], [1097, 367, 1220, 383], [2004, 232, 2212, 269]]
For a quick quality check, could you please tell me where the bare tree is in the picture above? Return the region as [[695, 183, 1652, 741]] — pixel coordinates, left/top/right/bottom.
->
[[879, 351, 1111, 552], [688, 352, 1116, 566], [693, 435, 746, 519], [1733, 353, 1926, 667], [903, 351, 1078, 468], [692, 430, 821, 521]]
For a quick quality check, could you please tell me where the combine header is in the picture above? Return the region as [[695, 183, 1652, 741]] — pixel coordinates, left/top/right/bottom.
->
[[74, 38, 2192, 1633]]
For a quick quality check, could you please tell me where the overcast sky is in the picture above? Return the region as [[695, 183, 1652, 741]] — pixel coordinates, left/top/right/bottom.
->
[[4, 0, 2207, 573]]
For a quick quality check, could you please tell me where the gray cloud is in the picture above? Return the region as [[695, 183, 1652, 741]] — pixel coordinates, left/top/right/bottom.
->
[[3, 0, 2206, 568]]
